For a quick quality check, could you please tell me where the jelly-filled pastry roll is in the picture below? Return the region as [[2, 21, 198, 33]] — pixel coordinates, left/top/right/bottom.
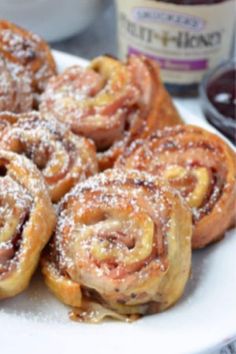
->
[[0, 150, 56, 299], [117, 125, 236, 249], [42, 169, 191, 322]]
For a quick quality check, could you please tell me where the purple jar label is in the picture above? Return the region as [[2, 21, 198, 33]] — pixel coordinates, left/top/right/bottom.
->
[[128, 47, 208, 71]]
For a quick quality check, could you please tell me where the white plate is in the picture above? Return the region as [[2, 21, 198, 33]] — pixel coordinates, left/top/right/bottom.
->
[[1, 50, 235, 354]]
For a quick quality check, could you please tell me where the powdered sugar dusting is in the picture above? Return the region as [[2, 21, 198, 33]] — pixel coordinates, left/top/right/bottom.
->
[[0, 21, 56, 94], [42, 168, 188, 314], [40, 55, 158, 168], [0, 148, 55, 279], [0, 112, 98, 202], [0, 155, 33, 275], [117, 125, 236, 225]]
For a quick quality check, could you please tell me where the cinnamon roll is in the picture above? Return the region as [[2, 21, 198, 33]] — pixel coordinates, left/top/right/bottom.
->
[[41, 169, 192, 322], [0, 150, 56, 299], [0, 20, 57, 95], [0, 112, 98, 202], [40, 55, 181, 170], [117, 125, 236, 249]]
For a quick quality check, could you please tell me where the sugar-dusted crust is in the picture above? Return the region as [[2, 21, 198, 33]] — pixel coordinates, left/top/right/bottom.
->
[[41, 169, 191, 320], [40, 55, 181, 170], [117, 125, 236, 249], [0, 20, 57, 94], [0, 111, 98, 202], [0, 57, 33, 113], [0, 150, 56, 299]]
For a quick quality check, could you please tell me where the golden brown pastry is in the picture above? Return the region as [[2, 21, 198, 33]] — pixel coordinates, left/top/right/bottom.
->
[[117, 125, 236, 249], [0, 111, 98, 202], [0, 57, 33, 113], [41, 169, 192, 322], [0, 150, 56, 300], [40, 55, 181, 170], [0, 57, 16, 112], [0, 20, 57, 95], [0, 111, 18, 132]]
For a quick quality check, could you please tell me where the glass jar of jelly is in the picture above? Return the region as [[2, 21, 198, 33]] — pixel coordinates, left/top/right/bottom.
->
[[200, 59, 236, 143], [115, 0, 235, 96]]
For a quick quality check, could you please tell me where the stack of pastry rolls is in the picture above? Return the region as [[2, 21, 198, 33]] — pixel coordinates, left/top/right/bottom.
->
[[0, 20, 235, 323]]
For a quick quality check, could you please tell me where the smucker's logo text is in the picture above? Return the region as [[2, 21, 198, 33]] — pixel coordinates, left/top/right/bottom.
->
[[120, 13, 223, 50], [132, 7, 205, 32]]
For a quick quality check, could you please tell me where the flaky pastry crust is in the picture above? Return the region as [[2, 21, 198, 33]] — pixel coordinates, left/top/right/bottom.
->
[[40, 55, 181, 170], [0, 150, 56, 299], [42, 169, 191, 321], [0, 20, 56, 95], [0, 111, 98, 202], [117, 125, 236, 248]]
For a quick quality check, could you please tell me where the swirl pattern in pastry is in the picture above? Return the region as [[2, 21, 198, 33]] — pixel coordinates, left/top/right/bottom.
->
[[0, 20, 57, 95], [41, 169, 192, 321], [0, 150, 56, 299], [40, 55, 181, 170], [117, 125, 236, 248], [0, 111, 98, 202]]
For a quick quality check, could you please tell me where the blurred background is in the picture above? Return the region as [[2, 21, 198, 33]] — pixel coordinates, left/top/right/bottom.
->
[[52, 1, 116, 59], [0, 0, 115, 59]]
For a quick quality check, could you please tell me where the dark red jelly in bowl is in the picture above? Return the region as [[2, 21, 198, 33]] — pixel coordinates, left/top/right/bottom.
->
[[200, 59, 236, 144]]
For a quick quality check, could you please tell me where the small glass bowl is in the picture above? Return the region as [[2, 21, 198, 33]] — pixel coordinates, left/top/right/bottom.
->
[[199, 59, 236, 144]]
